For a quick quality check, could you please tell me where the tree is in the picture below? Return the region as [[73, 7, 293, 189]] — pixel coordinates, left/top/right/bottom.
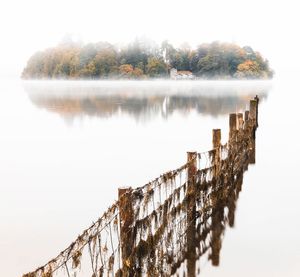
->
[[146, 57, 167, 77], [131, 68, 144, 78], [119, 39, 152, 72], [52, 47, 79, 78], [170, 49, 190, 71], [119, 64, 134, 78], [161, 40, 176, 68], [198, 54, 220, 77], [78, 43, 98, 69], [79, 61, 97, 78], [94, 48, 117, 78], [235, 60, 261, 79]]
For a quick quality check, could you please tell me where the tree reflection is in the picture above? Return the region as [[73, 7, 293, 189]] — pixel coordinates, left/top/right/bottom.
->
[[24, 81, 270, 121]]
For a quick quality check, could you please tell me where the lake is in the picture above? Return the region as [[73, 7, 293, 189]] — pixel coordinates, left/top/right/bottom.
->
[[0, 80, 299, 277]]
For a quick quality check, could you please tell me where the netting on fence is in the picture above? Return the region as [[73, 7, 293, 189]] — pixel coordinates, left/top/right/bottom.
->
[[23, 97, 259, 277]]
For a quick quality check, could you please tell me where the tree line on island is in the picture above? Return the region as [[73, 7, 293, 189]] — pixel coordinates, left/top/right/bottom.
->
[[22, 39, 273, 79]]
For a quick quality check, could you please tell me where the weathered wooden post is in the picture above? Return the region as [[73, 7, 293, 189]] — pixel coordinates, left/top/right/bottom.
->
[[118, 187, 134, 276], [212, 129, 221, 175], [229, 113, 237, 147], [236, 113, 244, 146], [210, 129, 224, 267], [237, 113, 244, 130], [254, 95, 259, 127], [213, 129, 221, 149], [249, 99, 257, 128], [249, 99, 258, 164], [186, 151, 197, 277], [244, 110, 249, 129], [245, 110, 249, 121]]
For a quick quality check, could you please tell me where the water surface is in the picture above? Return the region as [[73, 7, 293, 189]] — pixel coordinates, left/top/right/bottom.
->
[[1, 80, 299, 277]]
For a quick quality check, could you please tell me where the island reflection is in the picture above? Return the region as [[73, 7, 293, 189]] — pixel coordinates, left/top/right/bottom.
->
[[24, 81, 271, 121]]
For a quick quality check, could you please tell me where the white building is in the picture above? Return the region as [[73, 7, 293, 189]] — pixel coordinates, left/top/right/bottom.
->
[[170, 68, 194, 80]]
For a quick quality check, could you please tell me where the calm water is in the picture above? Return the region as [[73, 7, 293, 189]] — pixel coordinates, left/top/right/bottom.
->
[[0, 80, 299, 276]]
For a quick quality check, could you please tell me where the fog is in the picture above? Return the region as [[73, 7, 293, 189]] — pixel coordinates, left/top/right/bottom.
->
[[0, 0, 300, 80], [1, 1, 300, 276]]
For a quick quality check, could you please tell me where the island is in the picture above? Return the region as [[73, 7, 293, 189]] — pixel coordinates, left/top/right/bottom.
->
[[22, 40, 273, 80]]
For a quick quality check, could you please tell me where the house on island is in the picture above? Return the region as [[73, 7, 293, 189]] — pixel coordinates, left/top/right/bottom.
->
[[170, 68, 194, 80]]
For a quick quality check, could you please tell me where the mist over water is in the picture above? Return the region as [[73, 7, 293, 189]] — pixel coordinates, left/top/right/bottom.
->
[[0, 79, 300, 277], [24, 80, 271, 121]]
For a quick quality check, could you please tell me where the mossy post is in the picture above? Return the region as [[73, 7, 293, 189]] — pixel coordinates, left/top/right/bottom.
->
[[118, 187, 134, 276], [213, 129, 221, 175], [186, 151, 197, 277]]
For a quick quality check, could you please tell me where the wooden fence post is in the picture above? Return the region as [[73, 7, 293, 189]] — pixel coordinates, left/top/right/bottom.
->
[[213, 129, 221, 175], [254, 95, 259, 127], [245, 110, 249, 121], [244, 110, 249, 129], [237, 113, 244, 130], [229, 113, 237, 146], [186, 152, 197, 277], [249, 99, 257, 128], [118, 187, 134, 276], [213, 129, 221, 149], [249, 99, 258, 164]]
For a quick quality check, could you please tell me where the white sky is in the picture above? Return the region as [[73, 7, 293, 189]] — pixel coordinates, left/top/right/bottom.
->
[[0, 0, 299, 79]]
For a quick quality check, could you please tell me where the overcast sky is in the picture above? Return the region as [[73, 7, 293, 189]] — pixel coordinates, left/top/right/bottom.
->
[[0, 0, 299, 79]]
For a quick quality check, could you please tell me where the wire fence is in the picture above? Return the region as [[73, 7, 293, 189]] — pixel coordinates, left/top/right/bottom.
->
[[23, 97, 259, 277]]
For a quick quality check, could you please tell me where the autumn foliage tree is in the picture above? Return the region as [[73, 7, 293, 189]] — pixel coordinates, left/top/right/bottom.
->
[[235, 60, 261, 79]]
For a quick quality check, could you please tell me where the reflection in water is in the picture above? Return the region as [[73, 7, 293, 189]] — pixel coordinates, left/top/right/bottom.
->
[[24, 81, 270, 121]]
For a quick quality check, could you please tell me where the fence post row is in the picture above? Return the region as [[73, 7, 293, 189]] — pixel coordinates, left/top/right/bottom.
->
[[116, 97, 259, 275], [22, 96, 261, 277]]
